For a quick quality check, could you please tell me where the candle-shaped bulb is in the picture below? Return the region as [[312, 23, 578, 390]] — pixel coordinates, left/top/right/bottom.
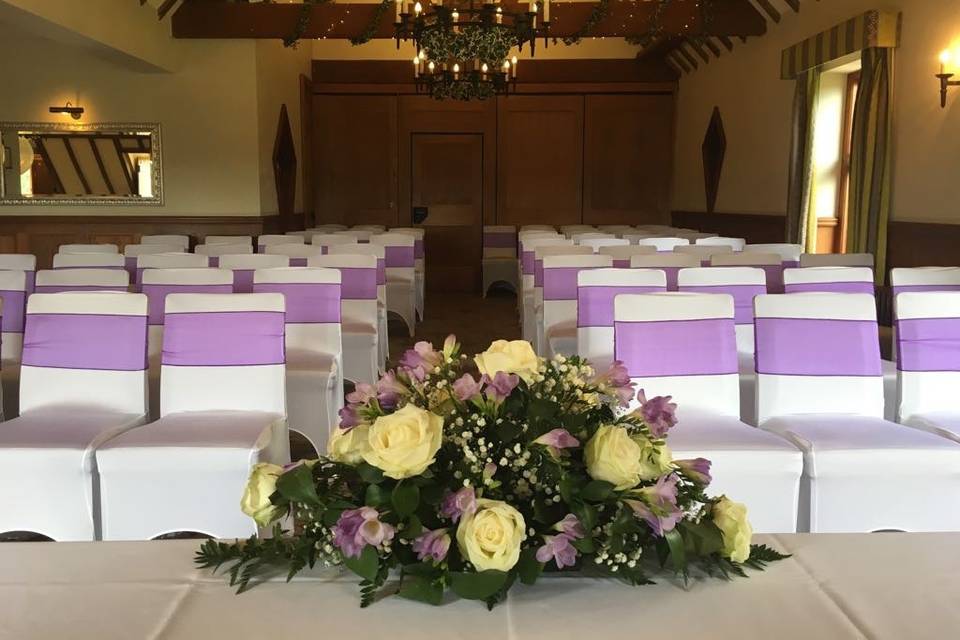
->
[[481, 63, 489, 73], [418, 50, 426, 60], [511, 55, 518, 79], [543, 0, 550, 22], [452, 10, 459, 22], [414, 1, 422, 14], [413, 57, 420, 77], [503, 60, 510, 74], [453, 63, 460, 73], [941, 49, 953, 74], [428, 60, 436, 73], [496, 6, 503, 24], [395, 0, 402, 21]]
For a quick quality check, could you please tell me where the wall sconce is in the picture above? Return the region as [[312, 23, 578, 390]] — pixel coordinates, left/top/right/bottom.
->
[[938, 50, 960, 108], [49, 102, 84, 120]]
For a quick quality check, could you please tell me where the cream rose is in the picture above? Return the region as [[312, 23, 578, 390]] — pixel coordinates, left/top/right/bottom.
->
[[327, 425, 370, 465], [713, 497, 753, 563], [240, 463, 284, 527], [474, 340, 540, 384], [361, 404, 443, 479], [584, 426, 673, 491], [456, 499, 525, 572]]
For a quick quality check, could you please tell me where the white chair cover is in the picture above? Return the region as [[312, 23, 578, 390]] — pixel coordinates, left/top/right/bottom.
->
[[571, 233, 611, 243], [0, 292, 148, 540], [308, 254, 380, 385], [674, 244, 733, 266], [136, 253, 207, 289], [613, 292, 802, 533], [52, 253, 126, 270], [140, 235, 190, 250], [541, 254, 612, 357], [335, 229, 374, 243], [218, 254, 291, 293], [353, 225, 386, 233], [97, 293, 290, 540], [390, 228, 426, 321], [696, 236, 746, 251], [310, 234, 359, 252], [637, 237, 690, 252], [483, 225, 518, 296], [754, 292, 960, 532], [204, 235, 252, 247], [123, 244, 183, 285], [532, 245, 593, 353], [257, 234, 303, 253], [576, 268, 666, 371], [711, 251, 784, 293], [0, 270, 27, 420], [265, 244, 324, 267], [254, 267, 344, 455], [597, 244, 655, 268], [58, 244, 119, 255], [194, 243, 252, 267], [596, 225, 636, 237], [744, 243, 802, 267], [629, 253, 700, 291], [327, 244, 389, 368], [580, 237, 629, 252], [35, 268, 128, 294], [519, 236, 570, 341], [800, 252, 874, 268], [370, 233, 416, 337], [519, 225, 556, 232], [0, 254, 37, 294]]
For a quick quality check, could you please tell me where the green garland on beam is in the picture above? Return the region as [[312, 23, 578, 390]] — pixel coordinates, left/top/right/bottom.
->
[[350, 0, 393, 46], [283, 0, 334, 48], [561, 0, 611, 46]]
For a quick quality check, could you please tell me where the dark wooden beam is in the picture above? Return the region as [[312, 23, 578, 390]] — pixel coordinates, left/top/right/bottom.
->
[[62, 138, 91, 195], [702, 37, 722, 58], [172, 0, 767, 40], [675, 44, 699, 71], [88, 138, 115, 195], [754, 0, 781, 24], [718, 35, 735, 51], [783, 0, 801, 13], [33, 138, 65, 195], [157, 0, 179, 20], [667, 52, 691, 74], [687, 38, 711, 63]]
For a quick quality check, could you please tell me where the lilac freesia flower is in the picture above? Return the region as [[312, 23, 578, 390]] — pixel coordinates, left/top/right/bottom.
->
[[332, 507, 395, 559], [412, 528, 451, 563], [675, 458, 712, 486], [536, 534, 578, 569], [440, 487, 477, 523], [553, 513, 586, 540], [337, 404, 361, 430], [346, 383, 376, 406], [375, 371, 407, 410], [534, 428, 580, 457], [635, 389, 678, 437], [399, 341, 442, 381], [593, 360, 636, 407], [626, 474, 682, 537], [452, 373, 483, 402], [482, 371, 520, 403]]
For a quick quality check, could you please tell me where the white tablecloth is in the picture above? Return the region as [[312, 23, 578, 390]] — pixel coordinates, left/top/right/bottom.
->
[[1, 533, 958, 639]]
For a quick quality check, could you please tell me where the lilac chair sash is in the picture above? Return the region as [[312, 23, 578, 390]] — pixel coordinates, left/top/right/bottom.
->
[[783, 260, 800, 268], [376, 258, 386, 286], [615, 318, 738, 377], [660, 267, 682, 291], [680, 285, 765, 325], [338, 268, 378, 300], [208, 257, 220, 267], [0, 290, 26, 332], [534, 260, 545, 288], [414, 239, 424, 260], [484, 232, 516, 249], [543, 268, 599, 301], [22, 313, 147, 371], [143, 284, 233, 326], [893, 284, 960, 296], [162, 311, 285, 366], [612, 259, 631, 268], [53, 265, 125, 270], [785, 281, 875, 294], [253, 283, 341, 324], [897, 318, 960, 372], [385, 246, 415, 268], [34, 285, 128, 294], [290, 257, 308, 267], [521, 251, 535, 276], [577, 286, 665, 328], [761, 264, 785, 294], [124, 257, 137, 282], [25, 271, 35, 295], [754, 318, 881, 376], [257, 244, 265, 253], [233, 269, 255, 293]]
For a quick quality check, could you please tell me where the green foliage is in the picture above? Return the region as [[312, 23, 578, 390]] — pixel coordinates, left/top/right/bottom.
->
[[398, 573, 444, 606], [350, 0, 394, 47], [420, 25, 514, 67], [450, 570, 509, 601], [344, 545, 381, 583], [392, 481, 421, 518], [744, 544, 791, 570], [275, 464, 319, 506], [517, 548, 544, 585]]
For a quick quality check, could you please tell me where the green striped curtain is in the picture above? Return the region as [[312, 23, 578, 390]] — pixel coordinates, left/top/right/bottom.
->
[[785, 69, 821, 251], [847, 47, 894, 283]]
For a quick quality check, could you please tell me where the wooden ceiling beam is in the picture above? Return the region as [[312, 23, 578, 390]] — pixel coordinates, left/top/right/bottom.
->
[[702, 37, 722, 58], [753, 0, 781, 24], [717, 35, 735, 51], [172, 0, 767, 40], [783, 0, 801, 13]]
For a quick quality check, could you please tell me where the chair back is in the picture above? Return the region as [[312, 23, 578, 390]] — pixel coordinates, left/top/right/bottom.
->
[[390, 228, 425, 266], [696, 236, 746, 251], [160, 293, 286, 416], [195, 243, 253, 266], [711, 251, 784, 292], [890, 267, 960, 296], [335, 229, 374, 242], [311, 233, 359, 253], [123, 244, 182, 282], [136, 253, 207, 288], [596, 225, 636, 236], [218, 254, 291, 293], [597, 244, 655, 268], [519, 225, 556, 232], [571, 233, 610, 243], [264, 243, 324, 266], [257, 234, 303, 253], [676, 231, 720, 241], [678, 267, 766, 355], [674, 244, 733, 266], [581, 237, 629, 252], [371, 233, 416, 283], [328, 243, 387, 304], [308, 224, 348, 233], [754, 293, 883, 423], [744, 243, 802, 267], [783, 266, 875, 294], [141, 235, 189, 250], [800, 252, 874, 268], [614, 292, 740, 416], [58, 243, 119, 255], [577, 268, 666, 370], [0, 254, 37, 294], [307, 254, 379, 330], [638, 237, 690, 252], [629, 253, 701, 291], [35, 268, 129, 293], [483, 225, 517, 259], [520, 237, 570, 292], [895, 292, 960, 420], [353, 225, 387, 233], [542, 255, 612, 346], [52, 253, 125, 270], [204, 235, 252, 247], [20, 292, 148, 415], [0, 270, 28, 363]]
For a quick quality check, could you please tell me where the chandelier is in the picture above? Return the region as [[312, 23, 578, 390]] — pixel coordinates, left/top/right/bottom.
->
[[394, 0, 551, 100]]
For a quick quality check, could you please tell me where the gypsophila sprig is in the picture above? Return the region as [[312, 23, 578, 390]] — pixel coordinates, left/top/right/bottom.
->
[[199, 337, 788, 608]]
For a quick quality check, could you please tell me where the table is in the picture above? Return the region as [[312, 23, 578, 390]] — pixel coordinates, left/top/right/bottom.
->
[[1, 533, 958, 639]]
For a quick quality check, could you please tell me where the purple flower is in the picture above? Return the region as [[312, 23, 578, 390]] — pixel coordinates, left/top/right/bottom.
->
[[593, 361, 636, 407], [332, 507, 395, 559], [626, 474, 683, 537], [440, 487, 476, 523], [375, 371, 406, 410], [337, 404, 361, 430], [452, 373, 483, 402], [675, 458, 712, 486], [399, 341, 442, 377], [553, 513, 586, 540], [412, 528, 451, 563], [346, 382, 376, 406], [536, 534, 579, 569], [534, 428, 580, 451], [635, 389, 678, 437], [482, 371, 520, 403]]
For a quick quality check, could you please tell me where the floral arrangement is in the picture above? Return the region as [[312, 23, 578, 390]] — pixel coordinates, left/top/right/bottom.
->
[[197, 337, 786, 609]]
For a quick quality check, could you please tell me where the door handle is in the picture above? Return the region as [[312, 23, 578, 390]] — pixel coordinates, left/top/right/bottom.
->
[[413, 206, 428, 224]]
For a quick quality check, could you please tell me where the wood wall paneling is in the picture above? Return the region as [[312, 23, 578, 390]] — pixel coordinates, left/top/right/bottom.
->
[[671, 210, 787, 244], [313, 95, 398, 226], [583, 94, 674, 225], [497, 95, 584, 226]]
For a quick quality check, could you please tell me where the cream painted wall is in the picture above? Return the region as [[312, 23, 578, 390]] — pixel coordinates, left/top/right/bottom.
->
[[672, 0, 960, 224]]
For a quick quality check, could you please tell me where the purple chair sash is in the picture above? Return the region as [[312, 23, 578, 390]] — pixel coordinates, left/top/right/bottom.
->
[[253, 283, 341, 324], [679, 285, 765, 325], [761, 264, 785, 294], [376, 258, 386, 286], [414, 239, 424, 260], [233, 269, 255, 293], [534, 260, 545, 288], [660, 267, 682, 291], [25, 271, 35, 296], [385, 246, 415, 268], [338, 268, 378, 300], [484, 232, 516, 249], [577, 286, 665, 328], [34, 285, 128, 294], [0, 289, 26, 333], [208, 257, 219, 267], [162, 311, 285, 366], [612, 259, 631, 268], [754, 318, 881, 376], [22, 313, 147, 371], [897, 318, 960, 372], [124, 257, 137, 283], [615, 318, 738, 377], [893, 284, 960, 296], [143, 283, 233, 326], [290, 257, 308, 267], [543, 268, 600, 301], [256, 244, 266, 253], [785, 281, 875, 294], [53, 265, 125, 270], [783, 260, 800, 268], [521, 251, 535, 276]]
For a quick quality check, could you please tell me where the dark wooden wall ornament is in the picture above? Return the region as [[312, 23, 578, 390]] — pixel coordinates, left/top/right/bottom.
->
[[273, 104, 298, 231], [701, 106, 726, 214]]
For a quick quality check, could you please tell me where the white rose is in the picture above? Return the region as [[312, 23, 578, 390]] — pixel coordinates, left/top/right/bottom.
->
[[584, 425, 672, 491], [474, 340, 540, 384], [713, 497, 753, 563], [327, 425, 370, 465], [456, 499, 525, 572], [362, 404, 443, 479], [240, 463, 284, 527]]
